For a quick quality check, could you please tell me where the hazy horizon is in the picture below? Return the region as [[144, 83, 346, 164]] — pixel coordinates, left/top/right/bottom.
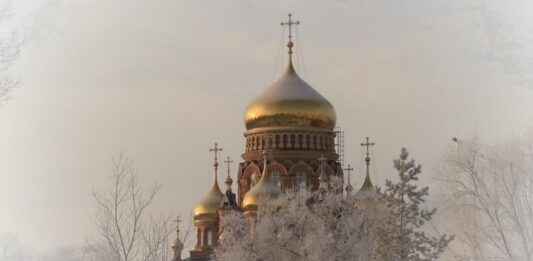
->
[[1, 0, 532, 256]]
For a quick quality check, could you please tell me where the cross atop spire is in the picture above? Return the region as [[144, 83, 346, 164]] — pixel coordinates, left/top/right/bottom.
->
[[171, 215, 184, 260], [280, 13, 300, 58], [344, 164, 354, 185], [343, 164, 353, 195], [223, 156, 234, 186], [361, 137, 375, 164], [224, 156, 233, 178], [209, 142, 223, 179], [360, 137, 375, 188], [173, 216, 182, 233]]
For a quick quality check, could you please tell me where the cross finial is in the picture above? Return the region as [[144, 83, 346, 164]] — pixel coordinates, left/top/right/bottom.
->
[[344, 164, 354, 184], [209, 142, 223, 179], [224, 156, 233, 178], [361, 137, 375, 162], [173, 216, 182, 233], [360, 137, 375, 186], [280, 13, 300, 58]]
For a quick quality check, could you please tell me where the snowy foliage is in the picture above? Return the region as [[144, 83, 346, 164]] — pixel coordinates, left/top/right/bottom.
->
[[215, 178, 377, 261], [373, 148, 453, 261], [216, 149, 451, 261]]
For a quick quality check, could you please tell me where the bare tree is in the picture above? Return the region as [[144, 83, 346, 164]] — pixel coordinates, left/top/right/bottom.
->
[[438, 135, 533, 261], [0, 0, 21, 106], [90, 153, 175, 261]]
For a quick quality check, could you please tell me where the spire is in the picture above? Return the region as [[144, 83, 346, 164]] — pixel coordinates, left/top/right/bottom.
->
[[222, 156, 237, 207], [280, 13, 300, 68], [171, 216, 184, 261], [192, 143, 224, 221], [360, 137, 375, 189], [224, 156, 234, 187], [344, 164, 354, 194]]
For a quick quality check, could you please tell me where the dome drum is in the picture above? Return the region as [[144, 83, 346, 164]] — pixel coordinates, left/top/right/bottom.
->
[[244, 129, 336, 153]]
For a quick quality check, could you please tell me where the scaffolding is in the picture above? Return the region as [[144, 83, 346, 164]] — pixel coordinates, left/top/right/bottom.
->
[[334, 126, 345, 167]]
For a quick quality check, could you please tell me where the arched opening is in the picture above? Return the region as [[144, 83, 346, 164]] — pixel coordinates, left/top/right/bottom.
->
[[290, 134, 295, 149], [207, 229, 213, 246], [295, 171, 307, 190], [271, 170, 281, 188]]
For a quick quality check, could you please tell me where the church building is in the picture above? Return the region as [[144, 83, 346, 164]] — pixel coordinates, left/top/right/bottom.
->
[[170, 14, 377, 261]]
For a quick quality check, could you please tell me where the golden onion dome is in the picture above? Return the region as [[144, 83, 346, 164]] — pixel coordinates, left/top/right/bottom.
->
[[244, 60, 336, 131], [242, 154, 282, 218], [193, 176, 223, 222]]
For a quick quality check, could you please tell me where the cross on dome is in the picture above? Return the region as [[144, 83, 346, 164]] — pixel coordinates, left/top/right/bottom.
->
[[280, 13, 300, 57], [209, 142, 223, 178]]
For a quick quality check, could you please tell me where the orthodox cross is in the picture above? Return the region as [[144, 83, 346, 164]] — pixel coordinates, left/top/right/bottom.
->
[[224, 156, 233, 178], [344, 164, 354, 185], [209, 142, 223, 178], [280, 13, 300, 55], [173, 216, 182, 234], [361, 137, 375, 175]]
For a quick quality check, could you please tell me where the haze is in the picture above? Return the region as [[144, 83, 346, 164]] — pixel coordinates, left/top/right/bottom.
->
[[0, 0, 532, 254]]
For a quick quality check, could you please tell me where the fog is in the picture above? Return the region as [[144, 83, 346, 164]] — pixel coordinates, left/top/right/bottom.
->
[[0, 0, 532, 256]]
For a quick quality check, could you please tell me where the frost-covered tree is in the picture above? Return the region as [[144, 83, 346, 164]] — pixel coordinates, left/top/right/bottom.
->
[[215, 177, 380, 261], [216, 148, 450, 261], [438, 135, 533, 261], [373, 148, 453, 261]]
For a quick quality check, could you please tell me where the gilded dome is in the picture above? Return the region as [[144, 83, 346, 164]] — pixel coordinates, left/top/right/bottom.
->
[[242, 155, 282, 217], [193, 177, 223, 222], [244, 61, 336, 131]]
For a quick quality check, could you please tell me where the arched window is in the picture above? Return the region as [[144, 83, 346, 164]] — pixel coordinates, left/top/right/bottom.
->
[[271, 170, 281, 188], [207, 229, 213, 246], [295, 171, 307, 190], [290, 134, 296, 148]]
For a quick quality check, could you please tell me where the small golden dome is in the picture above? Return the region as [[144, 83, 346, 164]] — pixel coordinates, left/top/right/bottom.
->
[[242, 154, 282, 217], [244, 61, 336, 131], [193, 177, 223, 222]]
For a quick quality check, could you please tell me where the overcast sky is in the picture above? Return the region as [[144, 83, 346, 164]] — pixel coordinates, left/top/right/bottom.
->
[[1, 0, 532, 254]]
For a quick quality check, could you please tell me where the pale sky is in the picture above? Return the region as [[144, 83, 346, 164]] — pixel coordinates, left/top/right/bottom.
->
[[1, 0, 533, 254]]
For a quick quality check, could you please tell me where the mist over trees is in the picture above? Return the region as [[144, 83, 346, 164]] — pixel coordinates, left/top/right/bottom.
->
[[438, 134, 533, 261], [0, 0, 21, 106]]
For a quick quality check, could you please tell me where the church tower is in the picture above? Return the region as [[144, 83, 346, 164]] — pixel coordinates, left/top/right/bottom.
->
[[237, 13, 343, 204], [187, 14, 344, 261]]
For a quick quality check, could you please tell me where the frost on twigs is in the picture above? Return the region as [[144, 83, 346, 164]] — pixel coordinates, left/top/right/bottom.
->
[[216, 149, 452, 261]]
